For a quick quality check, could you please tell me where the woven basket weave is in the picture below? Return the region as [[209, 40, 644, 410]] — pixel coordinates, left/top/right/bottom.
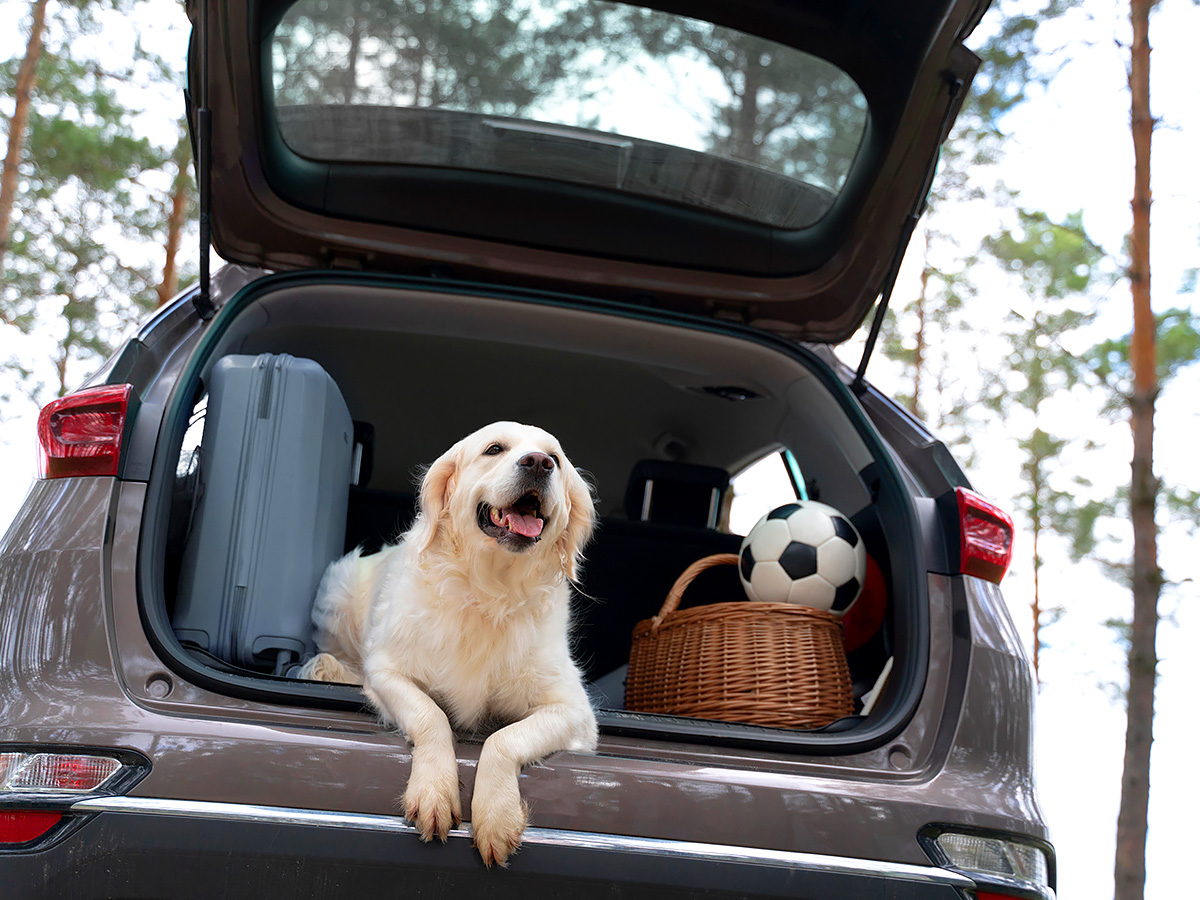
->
[[625, 553, 854, 729]]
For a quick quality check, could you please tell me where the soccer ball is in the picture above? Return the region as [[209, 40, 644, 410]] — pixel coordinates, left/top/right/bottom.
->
[[738, 501, 867, 615]]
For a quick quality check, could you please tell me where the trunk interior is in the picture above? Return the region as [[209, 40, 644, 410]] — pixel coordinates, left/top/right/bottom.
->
[[150, 275, 923, 745]]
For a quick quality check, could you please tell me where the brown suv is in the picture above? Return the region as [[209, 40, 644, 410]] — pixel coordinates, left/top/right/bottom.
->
[[1, 1, 1054, 898]]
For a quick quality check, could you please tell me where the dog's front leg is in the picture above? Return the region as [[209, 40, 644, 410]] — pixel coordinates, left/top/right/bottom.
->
[[363, 665, 461, 843], [472, 692, 597, 867]]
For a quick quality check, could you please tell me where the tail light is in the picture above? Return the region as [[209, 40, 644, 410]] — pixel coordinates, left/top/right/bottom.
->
[[920, 826, 1054, 900], [36, 384, 133, 479], [0, 810, 64, 845], [956, 487, 1014, 583], [1, 751, 122, 793], [2, 749, 144, 850]]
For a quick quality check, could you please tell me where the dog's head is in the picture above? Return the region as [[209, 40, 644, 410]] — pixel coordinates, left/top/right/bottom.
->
[[412, 422, 595, 580]]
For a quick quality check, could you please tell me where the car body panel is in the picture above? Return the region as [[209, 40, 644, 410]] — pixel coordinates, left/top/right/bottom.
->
[[2, 475, 1045, 877], [2, 805, 975, 899]]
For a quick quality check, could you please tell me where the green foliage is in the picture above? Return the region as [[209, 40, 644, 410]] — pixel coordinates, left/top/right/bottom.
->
[[1105, 617, 1133, 654], [1162, 485, 1200, 532], [976, 210, 1104, 675], [1180, 266, 1198, 294], [985, 210, 1103, 299], [1058, 303, 1200, 608], [930, 0, 1082, 204], [879, 232, 980, 442], [1, 0, 187, 401], [1084, 307, 1200, 397], [880, 1, 1085, 433], [1066, 496, 1117, 561], [981, 210, 1103, 421]]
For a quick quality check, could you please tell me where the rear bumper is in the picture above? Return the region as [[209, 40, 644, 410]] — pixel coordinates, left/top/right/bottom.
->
[[1, 797, 975, 899]]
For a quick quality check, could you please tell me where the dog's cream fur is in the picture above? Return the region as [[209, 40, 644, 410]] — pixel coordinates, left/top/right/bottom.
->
[[299, 422, 597, 866]]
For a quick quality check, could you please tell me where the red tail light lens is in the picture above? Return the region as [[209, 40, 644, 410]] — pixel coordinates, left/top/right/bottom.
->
[[37, 384, 133, 479], [0, 810, 63, 844], [4, 753, 120, 792], [956, 488, 1014, 583]]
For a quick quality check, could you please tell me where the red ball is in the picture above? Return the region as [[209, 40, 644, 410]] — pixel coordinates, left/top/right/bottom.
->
[[841, 553, 886, 652]]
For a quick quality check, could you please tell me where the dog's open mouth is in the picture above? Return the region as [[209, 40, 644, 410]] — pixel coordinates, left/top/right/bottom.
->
[[477, 491, 546, 545]]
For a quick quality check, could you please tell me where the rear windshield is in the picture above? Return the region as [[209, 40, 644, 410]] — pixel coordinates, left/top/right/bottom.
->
[[269, 0, 868, 229]]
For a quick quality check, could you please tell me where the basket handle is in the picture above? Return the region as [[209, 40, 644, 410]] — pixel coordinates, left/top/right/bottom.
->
[[650, 553, 740, 635]]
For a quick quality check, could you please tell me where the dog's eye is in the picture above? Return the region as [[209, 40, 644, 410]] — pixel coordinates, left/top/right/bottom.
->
[[550, 453, 560, 465], [483, 443, 505, 456]]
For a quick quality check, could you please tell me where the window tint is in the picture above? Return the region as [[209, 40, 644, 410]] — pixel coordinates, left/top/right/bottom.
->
[[270, 0, 868, 228]]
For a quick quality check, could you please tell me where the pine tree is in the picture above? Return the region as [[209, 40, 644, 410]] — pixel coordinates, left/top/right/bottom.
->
[[0, 0, 50, 279], [1, 1, 188, 400], [157, 124, 196, 307], [981, 210, 1104, 680], [1078, 299, 1200, 899], [881, 0, 1079, 427], [1115, 2, 1161, 895]]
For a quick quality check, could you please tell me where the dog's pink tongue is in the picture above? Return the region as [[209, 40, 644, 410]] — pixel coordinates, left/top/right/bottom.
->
[[503, 509, 544, 538]]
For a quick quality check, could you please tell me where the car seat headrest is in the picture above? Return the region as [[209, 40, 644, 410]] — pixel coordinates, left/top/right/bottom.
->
[[623, 460, 730, 528]]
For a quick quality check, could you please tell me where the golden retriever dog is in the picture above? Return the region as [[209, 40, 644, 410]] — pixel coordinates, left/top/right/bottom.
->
[[299, 421, 597, 866]]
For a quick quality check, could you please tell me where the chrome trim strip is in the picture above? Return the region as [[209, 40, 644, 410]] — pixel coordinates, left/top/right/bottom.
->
[[72, 796, 974, 888]]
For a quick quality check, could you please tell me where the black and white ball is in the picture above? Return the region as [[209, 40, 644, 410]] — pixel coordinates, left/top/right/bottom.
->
[[738, 501, 867, 615]]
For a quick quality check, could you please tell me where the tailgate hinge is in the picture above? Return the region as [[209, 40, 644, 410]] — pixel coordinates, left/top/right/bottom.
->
[[709, 301, 751, 324], [328, 254, 366, 271]]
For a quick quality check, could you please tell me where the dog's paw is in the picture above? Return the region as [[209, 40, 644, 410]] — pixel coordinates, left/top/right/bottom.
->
[[470, 771, 529, 867], [299, 652, 355, 684], [403, 755, 461, 843]]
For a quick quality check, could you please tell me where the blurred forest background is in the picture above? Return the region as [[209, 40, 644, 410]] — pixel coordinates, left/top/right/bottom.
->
[[2, 1, 1198, 898]]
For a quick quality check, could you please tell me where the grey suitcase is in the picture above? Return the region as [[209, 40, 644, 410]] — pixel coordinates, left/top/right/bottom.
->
[[173, 353, 354, 674]]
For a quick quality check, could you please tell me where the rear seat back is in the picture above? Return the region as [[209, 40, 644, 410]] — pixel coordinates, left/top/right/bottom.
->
[[622, 460, 730, 528], [574, 518, 741, 682], [345, 488, 416, 555], [575, 460, 739, 682]]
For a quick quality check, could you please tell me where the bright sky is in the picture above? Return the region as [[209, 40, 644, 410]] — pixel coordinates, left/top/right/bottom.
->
[[862, 3, 1200, 898], [2, 1, 1199, 898]]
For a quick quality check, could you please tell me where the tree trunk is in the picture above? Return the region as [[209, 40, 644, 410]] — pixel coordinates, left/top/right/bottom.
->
[[1114, 2, 1158, 899], [157, 151, 191, 307], [735, 52, 762, 164], [911, 230, 933, 421], [0, 0, 50, 278], [1031, 508, 1042, 685], [343, 17, 363, 105]]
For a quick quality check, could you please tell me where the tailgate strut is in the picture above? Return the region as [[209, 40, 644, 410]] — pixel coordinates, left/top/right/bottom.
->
[[192, 0, 215, 321], [852, 211, 918, 393], [852, 73, 964, 393]]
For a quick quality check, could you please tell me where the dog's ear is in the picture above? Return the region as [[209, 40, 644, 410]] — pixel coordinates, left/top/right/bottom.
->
[[412, 445, 460, 553], [556, 458, 597, 582]]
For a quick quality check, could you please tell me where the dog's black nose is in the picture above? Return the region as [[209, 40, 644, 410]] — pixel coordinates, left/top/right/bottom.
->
[[518, 451, 556, 472]]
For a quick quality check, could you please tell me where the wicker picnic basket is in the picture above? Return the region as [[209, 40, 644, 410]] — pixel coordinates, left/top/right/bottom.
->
[[625, 553, 854, 729]]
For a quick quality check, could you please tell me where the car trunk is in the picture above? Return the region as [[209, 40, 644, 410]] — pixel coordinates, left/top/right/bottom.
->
[[138, 270, 934, 754]]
